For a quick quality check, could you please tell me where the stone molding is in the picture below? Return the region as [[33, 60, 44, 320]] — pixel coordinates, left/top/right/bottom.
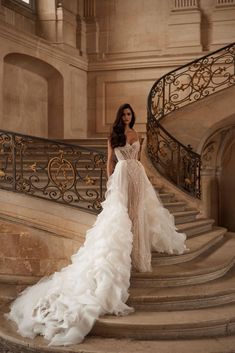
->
[[211, 0, 235, 49], [84, 0, 96, 18], [215, 0, 235, 7], [166, 0, 202, 53], [0, 20, 88, 70], [88, 51, 206, 71], [0, 189, 95, 241]]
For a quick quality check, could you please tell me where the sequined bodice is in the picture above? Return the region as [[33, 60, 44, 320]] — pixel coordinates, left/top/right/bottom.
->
[[114, 140, 140, 161]]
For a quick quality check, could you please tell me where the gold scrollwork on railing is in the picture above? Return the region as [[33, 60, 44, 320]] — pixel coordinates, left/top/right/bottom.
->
[[147, 43, 235, 198], [48, 154, 75, 192], [0, 130, 107, 213]]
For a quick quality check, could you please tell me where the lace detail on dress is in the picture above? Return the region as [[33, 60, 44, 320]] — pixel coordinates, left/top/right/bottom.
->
[[114, 140, 140, 161], [114, 141, 152, 272]]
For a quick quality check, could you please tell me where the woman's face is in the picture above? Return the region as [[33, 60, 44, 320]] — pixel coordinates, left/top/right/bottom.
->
[[122, 108, 132, 126]]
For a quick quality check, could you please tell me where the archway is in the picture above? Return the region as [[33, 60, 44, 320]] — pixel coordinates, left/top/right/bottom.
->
[[200, 120, 235, 231], [2, 53, 64, 139]]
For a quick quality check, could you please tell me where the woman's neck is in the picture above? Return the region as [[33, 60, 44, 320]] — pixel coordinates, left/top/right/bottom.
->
[[125, 126, 132, 133]]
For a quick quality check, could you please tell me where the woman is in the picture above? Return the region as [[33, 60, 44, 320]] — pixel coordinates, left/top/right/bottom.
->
[[6, 103, 187, 346]]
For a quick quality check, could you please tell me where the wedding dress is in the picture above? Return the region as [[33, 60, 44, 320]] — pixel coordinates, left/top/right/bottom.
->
[[6, 140, 187, 346]]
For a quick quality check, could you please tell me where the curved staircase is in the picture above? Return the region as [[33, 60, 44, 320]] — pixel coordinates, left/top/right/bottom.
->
[[0, 42, 235, 352], [0, 180, 235, 352]]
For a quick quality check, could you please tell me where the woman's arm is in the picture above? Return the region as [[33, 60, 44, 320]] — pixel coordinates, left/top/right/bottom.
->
[[107, 139, 114, 178], [133, 129, 141, 161]]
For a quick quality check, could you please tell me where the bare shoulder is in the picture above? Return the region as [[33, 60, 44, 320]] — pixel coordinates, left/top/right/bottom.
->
[[132, 128, 140, 140]]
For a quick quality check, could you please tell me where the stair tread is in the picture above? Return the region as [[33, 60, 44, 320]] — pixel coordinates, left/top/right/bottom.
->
[[96, 303, 235, 327], [172, 210, 199, 216], [163, 201, 186, 206], [176, 218, 214, 231], [0, 309, 234, 353], [152, 227, 226, 259], [129, 265, 235, 301], [133, 234, 235, 278]]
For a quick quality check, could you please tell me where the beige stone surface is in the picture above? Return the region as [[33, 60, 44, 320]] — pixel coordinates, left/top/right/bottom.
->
[[162, 86, 235, 152], [211, 4, 235, 48], [0, 19, 87, 139], [1, 312, 235, 353], [221, 141, 235, 231], [0, 0, 233, 139], [0, 189, 95, 241]]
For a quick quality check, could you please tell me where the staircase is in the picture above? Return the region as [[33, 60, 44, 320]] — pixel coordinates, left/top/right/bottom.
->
[[91, 188, 235, 342], [0, 176, 235, 352], [0, 42, 235, 352]]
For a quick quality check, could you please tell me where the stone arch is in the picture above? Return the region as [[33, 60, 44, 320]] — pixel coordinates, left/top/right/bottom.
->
[[2, 52, 64, 139], [200, 115, 235, 231]]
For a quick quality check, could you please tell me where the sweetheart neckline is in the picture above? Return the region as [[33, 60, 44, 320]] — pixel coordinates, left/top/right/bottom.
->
[[126, 140, 139, 146]]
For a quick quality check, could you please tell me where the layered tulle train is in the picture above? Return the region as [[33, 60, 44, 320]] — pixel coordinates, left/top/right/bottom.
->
[[6, 158, 187, 346]]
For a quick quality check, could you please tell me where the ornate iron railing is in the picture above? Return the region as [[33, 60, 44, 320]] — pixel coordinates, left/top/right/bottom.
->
[[147, 42, 235, 198], [0, 130, 107, 214]]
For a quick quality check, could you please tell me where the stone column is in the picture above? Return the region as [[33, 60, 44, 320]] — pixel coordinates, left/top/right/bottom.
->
[[36, 0, 77, 47], [36, 0, 57, 42], [167, 0, 202, 53], [210, 0, 235, 49], [76, 14, 86, 55], [56, 1, 77, 48], [84, 0, 99, 56]]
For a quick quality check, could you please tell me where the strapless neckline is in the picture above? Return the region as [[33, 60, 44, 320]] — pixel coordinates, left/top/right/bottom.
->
[[126, 140, 139, 146]]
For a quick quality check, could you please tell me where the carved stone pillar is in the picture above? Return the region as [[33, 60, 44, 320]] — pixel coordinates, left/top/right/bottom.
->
[[167, 0, 202, 53], [56, 1, 77, 47], [76, 14, 86, 55], [84, 0, 99, 56], [36, 0, 77, 47], [36, 0, 57, 42], [210, 0, 235, 49]]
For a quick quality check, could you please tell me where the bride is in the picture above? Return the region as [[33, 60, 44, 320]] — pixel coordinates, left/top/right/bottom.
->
[[6, 103, 187, 346]]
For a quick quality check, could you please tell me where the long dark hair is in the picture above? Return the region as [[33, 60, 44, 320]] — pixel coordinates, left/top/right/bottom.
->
[[110, 103, 136, 148]]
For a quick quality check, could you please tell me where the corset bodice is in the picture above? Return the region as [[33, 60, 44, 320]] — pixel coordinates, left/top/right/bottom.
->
[[114, 140, 140, 161]]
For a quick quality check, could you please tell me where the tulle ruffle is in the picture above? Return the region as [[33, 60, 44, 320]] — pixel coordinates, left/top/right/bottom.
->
[[6, 158, 187, 346]]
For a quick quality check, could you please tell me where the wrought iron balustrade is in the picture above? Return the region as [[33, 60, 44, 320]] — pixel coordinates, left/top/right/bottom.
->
[[0, 130, 107, 214], [147, 116, 201, 198], [147, 42, 235, 198]]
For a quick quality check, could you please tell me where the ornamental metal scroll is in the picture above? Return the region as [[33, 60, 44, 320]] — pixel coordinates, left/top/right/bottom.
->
[[0, 130, 107, 213], [147, 42, 235, 198], [147, 116, 201, 198], [150, 43, 235, 119]]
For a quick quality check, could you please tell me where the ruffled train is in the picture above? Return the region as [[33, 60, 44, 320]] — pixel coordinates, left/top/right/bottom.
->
[[6, 160, 187, 346]]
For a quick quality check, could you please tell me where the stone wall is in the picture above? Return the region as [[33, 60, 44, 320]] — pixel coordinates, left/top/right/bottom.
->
[[0, 0, 234, 138], [0, 0, 87, 139]]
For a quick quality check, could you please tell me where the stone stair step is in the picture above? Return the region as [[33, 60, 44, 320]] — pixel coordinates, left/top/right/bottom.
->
[[0, 275, 40, 303], [0, 309, 235, 353], [177, 218, 214, 237], [152, 227, 226, 266], [158, 193, 175, 203], [131, 234, 235, 288], [162, 201, 187, 212], [92, 303, 235, 340], [128, 264, 235, 311], [0, 283, 17, 304], [173, 210, 199, 225]]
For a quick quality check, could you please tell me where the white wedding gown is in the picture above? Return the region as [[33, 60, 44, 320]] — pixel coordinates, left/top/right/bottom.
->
[[6, 140, 187, 346]]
